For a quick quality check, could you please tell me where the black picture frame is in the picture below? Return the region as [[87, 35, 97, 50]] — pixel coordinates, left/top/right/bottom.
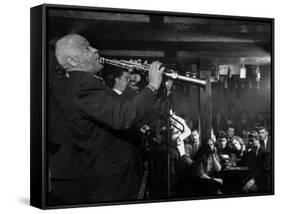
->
[[30, 3, 274, 209]]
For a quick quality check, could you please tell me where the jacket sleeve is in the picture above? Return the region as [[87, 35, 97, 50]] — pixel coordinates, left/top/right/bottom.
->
[[255, 151, 271, 178], [178, 144, 194, 166], [75, 80, 157, 130]]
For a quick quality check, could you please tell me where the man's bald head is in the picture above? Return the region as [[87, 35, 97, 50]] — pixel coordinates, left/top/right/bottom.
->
[[55, 34, 85, 68], [55, 34, 103, 73]]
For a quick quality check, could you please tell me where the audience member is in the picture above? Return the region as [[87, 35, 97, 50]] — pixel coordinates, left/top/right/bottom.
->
[[258, 126, 271, 152], [216, 131, 228, 153], [242, 133, 271, 193], [191, 138, 223, 195], [227, 136, 245, 157], [226, 125, 235, 142], [178, 129, 200, 166]]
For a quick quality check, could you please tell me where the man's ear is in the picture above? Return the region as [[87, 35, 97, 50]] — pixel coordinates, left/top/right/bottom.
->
[[115, 77, 120, 83], [66, 57, 78, 67]]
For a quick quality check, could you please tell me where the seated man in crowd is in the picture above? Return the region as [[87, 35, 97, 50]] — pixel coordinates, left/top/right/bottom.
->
[[178, 129, 200, 166], [242, 132, 271, 193], [245, 130, 258, 151], [241, 129, 251, 150], [226, 125, 236, 142], [216, 131, 230, 168], [216, 131, 228, 155], [258, 126, 271, 152], [48, 34, 164, 204], [108, 69, 131, 96], [225, 125, 244, 154], [103, 65, 142, 97]]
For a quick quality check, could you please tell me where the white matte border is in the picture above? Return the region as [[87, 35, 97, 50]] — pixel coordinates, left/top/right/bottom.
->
[[0, 0, 279, 213]]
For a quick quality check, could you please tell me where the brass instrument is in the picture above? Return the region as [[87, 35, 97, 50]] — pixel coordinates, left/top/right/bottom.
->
[[99, 57, 207, 88]]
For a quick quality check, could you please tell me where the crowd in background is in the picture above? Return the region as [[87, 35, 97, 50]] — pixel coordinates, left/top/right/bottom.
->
[[175, 108, 272, 197]]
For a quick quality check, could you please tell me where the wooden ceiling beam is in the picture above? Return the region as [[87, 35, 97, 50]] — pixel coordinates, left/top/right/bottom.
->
[[48, 17, 271, 42], [84, 40, 270, 52], [49, 9, 271, 32]]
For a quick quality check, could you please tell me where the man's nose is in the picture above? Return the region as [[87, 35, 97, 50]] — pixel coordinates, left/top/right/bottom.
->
[[89, 47, 98, 54]]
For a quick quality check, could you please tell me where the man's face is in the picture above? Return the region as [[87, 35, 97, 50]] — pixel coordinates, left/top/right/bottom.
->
[[207, 139, 215, 151], [250, 138, 260, 150], [71, 36, 103, 73], [191, 131, 199, 143], [242, 130, 250, 137], [258, 128, 268, 141], [227, 128, 235, 138], [115, 71, 130, 92], [231, 138, 242, 151], [218, 137, 227, 149]]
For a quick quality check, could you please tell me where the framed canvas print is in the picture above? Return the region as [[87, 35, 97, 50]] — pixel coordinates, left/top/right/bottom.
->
[[30, 3, 274, 209]]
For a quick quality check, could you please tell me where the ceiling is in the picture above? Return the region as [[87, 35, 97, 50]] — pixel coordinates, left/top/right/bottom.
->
[[48, 8, 272, 67]]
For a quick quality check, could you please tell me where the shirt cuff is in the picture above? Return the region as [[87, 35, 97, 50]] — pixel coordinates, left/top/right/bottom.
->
[[146, 84, 157, 94]]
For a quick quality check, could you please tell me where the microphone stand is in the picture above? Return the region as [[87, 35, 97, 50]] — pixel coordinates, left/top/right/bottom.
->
[[164, 85, 172, 197]]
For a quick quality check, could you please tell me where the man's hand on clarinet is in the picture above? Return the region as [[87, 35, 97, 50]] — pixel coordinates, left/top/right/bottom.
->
[[148, 61, 164, 90]]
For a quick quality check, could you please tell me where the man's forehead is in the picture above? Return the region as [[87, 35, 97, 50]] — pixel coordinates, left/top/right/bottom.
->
[[121, 72, 130, 77], [70, 36, 89, 47], [259, 129, 267, 133]]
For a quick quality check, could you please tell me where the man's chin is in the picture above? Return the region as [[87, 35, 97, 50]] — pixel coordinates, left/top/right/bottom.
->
[[91, 64, 103, 73], [97, 63, 104, 71]]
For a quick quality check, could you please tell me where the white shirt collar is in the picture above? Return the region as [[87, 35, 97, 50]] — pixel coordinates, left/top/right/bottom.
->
[[113, 88, 123, 95]]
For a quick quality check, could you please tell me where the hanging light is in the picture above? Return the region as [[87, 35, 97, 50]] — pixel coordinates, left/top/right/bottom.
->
[[256, 64, 261, 89], [240, 64, 246, 79]]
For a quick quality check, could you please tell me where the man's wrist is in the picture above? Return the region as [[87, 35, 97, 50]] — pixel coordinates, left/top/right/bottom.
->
[[147, 84, 158, 93]]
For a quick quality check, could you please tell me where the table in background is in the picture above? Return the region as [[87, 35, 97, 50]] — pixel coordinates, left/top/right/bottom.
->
[[219, 166, 249, 194]]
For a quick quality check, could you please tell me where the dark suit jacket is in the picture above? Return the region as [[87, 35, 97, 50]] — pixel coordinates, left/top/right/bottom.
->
[[242, 147, 272, 192], [261, 137, 271, 152], [48, 71, 157, 203]]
